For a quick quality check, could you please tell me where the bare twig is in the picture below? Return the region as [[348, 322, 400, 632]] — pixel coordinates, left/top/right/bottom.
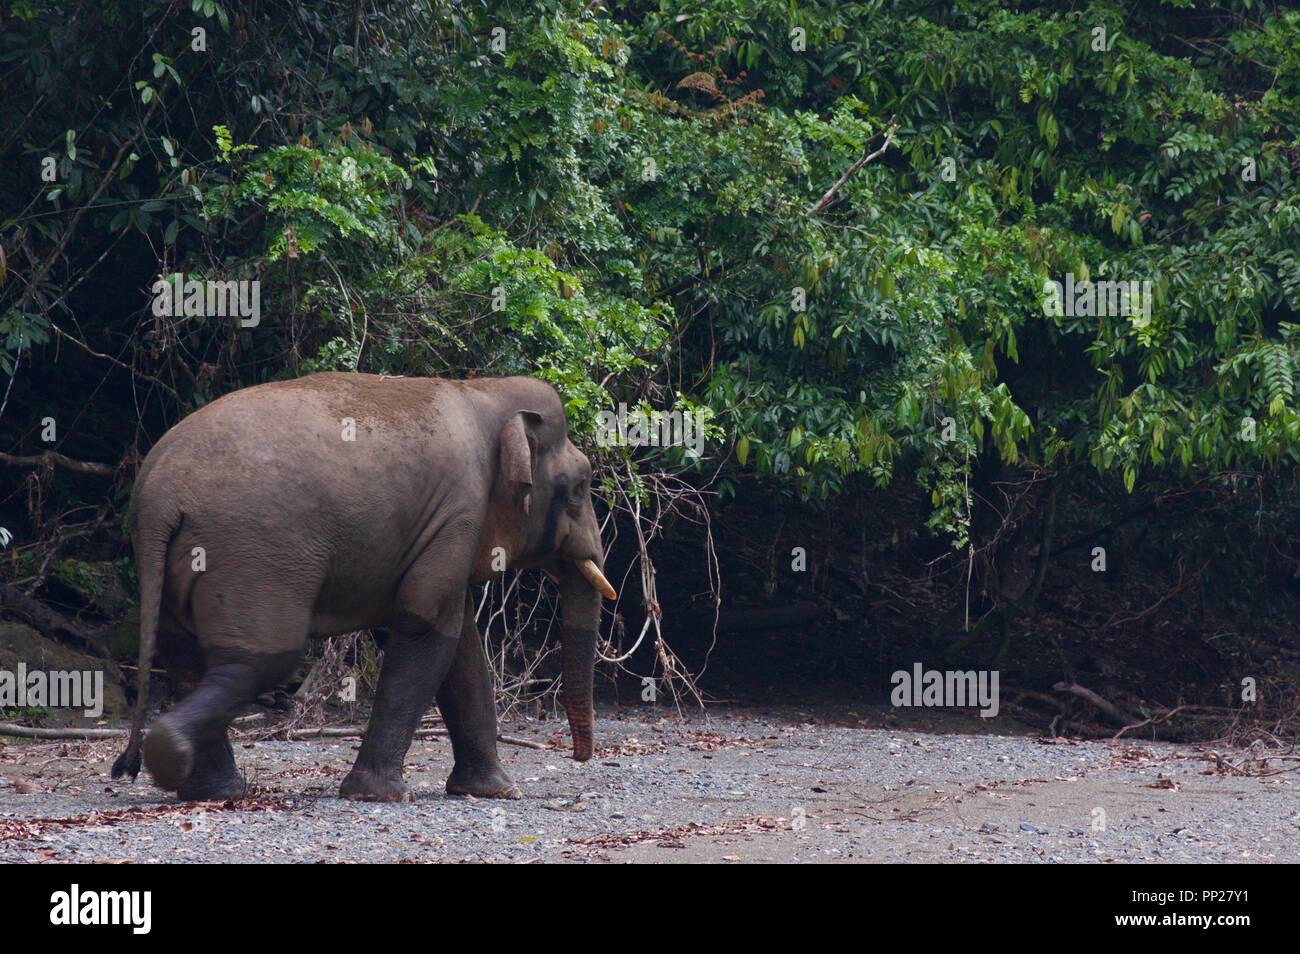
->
[[1103, 558, 1211, 629], [6, 76, 168, 318]]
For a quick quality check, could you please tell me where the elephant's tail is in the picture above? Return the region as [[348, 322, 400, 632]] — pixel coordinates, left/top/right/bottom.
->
[[111, 507, 179, 781]]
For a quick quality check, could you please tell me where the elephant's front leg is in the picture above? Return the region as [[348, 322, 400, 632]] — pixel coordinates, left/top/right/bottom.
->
[[439, 594, 522, 799], [340, 626, 460, 802]]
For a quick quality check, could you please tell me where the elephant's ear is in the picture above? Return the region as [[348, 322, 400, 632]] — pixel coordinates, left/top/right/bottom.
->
[[500, 410, 542, 493]]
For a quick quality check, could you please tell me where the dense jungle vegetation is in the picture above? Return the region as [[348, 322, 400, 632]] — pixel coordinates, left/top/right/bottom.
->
[[3, 0, 1299, 736]]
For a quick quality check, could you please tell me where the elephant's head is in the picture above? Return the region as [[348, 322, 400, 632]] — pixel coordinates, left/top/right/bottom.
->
[[476, 378, 617, 762]]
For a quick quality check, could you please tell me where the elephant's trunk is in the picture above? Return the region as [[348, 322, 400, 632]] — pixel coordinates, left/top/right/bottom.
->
[[560, 565, 604, 761]]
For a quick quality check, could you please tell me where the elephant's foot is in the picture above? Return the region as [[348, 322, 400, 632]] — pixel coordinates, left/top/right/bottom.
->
[[177, 735, 245, 802], [339, 767, 413, 803], [178, 773, 247, 802], [446, 763, 523, 800], [142, 717, 193, 793]]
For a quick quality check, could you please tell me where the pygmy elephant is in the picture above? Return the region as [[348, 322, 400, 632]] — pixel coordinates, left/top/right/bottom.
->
[[111, 372, 616, 802]]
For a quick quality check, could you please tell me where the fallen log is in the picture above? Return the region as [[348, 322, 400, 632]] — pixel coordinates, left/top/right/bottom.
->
[[284, 725, 547, 750], [1053, 681, 1140, 726], [0, 720, 547, 749], [0, 583, 114, 660], [0, 722, 125, 740]]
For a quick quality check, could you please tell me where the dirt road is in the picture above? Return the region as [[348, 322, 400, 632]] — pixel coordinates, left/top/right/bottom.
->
[[1, 706, 1295, 863]]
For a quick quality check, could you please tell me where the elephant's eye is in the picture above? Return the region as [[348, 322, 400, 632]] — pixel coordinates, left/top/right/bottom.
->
[[566, 477, 587, 510]]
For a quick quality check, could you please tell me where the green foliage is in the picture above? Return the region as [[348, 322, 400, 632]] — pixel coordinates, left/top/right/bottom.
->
[[2, 0, 1298, 548], [0, 310, 49, 375]]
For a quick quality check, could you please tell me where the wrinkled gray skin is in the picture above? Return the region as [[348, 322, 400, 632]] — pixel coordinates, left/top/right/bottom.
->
[[111, 372, 610, 802]]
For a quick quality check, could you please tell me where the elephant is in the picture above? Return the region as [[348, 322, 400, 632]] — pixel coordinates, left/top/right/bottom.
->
[[111, 372, 617, 802]]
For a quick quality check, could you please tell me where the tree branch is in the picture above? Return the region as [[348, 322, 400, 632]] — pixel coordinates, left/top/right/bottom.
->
[[807, 120, 898, 216], [0, 450, 117, 476]]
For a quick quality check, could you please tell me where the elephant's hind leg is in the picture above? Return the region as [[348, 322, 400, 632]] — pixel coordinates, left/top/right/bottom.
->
[[145, 652, 299, 796], [156, 627, 246, 798], [441, 595, 521, 799]]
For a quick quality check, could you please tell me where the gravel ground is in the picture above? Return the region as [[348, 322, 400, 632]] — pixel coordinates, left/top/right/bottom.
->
[[1, 705, 1296, 863]]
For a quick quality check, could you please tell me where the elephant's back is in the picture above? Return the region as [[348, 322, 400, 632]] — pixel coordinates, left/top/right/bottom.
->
[[169, 372, 450, 445], [134, 372, 479, 532]]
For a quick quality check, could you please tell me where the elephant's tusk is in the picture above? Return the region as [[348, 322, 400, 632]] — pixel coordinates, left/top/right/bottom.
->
[[575, 559, 617, 600]]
